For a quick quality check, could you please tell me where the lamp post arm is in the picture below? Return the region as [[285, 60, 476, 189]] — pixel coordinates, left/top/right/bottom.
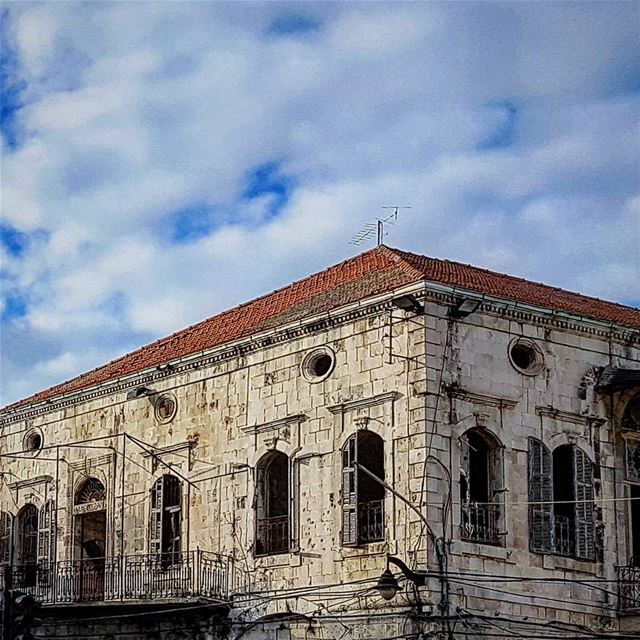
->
[[352, 461, 436, 542], [387, 555, 427, 586]]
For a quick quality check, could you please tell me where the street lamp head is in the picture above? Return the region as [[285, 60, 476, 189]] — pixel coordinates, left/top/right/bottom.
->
[[376, 568, 400, 601]]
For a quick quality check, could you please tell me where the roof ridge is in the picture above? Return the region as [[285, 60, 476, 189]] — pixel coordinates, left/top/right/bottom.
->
[[392, 247, 640, 314], [377, 245, 428, 281]]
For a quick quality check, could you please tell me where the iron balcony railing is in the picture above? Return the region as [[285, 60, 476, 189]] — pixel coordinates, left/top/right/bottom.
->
[[255, 515, 289, 556], [553, 514, 574, 557], [461, 502, 500, 545], [359, 499, 385, 543], [617, 565, 640, 611], [0, 550, 248, 605]]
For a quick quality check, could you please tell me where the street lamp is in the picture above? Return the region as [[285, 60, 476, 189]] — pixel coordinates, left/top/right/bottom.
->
[[374, 555, 428, 601]]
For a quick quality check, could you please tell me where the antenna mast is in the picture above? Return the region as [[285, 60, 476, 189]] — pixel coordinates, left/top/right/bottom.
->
[[350, 206, 411, 247]]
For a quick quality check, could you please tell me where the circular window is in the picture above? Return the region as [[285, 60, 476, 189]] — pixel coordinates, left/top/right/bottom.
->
[[508, 338, 544, 375], [23, 428, 43, 454], [154, 393, 178, 424], [301, 347, 336, 383], [623, 394, 640, 430]]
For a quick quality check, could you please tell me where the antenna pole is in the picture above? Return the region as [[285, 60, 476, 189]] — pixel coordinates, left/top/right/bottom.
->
[[377, 220, 383, 246]]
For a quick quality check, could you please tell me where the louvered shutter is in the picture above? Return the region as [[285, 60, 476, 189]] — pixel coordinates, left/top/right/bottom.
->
[[0, 512, 12, 565], [37, 501, 54, 565], [341, 435, 358, 546], [574, 447, 595, 561], [149, 477, 163, 555], [528, 437, 553, 553]]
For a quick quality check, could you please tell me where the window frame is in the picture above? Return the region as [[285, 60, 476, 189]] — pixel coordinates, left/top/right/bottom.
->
[[149, 474, 183, 568], [527, 438, 595, 561]]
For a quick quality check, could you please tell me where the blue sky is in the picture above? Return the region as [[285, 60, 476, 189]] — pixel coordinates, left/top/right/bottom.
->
[[1, 1, 638, 405]]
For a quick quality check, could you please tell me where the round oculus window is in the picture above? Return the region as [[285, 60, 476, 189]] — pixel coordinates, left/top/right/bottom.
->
[[301, 347, 336, 383], [23, 428, 43, 454], [154, 393, 178, 424], [508, 338, 544, 375]]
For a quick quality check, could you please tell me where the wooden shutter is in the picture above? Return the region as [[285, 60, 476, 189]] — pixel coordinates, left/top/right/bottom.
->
[[528, 437, 553, 553], [149, 477, 163, 555], [0, 512, 12, 565], [37, 501, 54, 565], [574, 447, 595, 561], [341, 435, 358, 546]]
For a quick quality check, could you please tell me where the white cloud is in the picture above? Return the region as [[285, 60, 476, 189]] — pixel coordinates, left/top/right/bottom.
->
[[1, 1, 638, 406]]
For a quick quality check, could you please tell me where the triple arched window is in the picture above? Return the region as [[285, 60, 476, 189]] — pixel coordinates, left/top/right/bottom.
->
[[528, 438, 595, 560]]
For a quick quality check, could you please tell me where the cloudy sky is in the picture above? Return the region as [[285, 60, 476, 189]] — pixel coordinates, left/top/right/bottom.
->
[[1, 1, 638, 406]]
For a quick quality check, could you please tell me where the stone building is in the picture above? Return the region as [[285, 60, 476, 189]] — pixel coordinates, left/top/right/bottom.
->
[[1, 245, 639, 640]]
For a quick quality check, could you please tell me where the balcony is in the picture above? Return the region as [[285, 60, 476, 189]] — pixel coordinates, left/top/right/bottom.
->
[[0, 551, 246, 606], [461, 503, 500, 545], [359, 499, 385, 543], [618, 565, 640, 611]]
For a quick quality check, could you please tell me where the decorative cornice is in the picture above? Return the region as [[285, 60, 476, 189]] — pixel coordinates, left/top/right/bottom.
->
[[445, 386, 518, 409], [2, 276, 637, 427], [535, 405, 606, 426], [242, 414, 307, 435], [7, 475, 53, 490], [327, 392, 402, 415], [140, 439, 197, 459]]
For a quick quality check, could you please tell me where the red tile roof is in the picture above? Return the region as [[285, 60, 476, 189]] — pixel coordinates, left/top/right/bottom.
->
[[4, 246, 639, 412]]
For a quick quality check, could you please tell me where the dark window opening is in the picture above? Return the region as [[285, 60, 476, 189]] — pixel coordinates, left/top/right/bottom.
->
[[342, 431, 385, 546], [460, 430, 502, 545], [623, 394, 640, 431], [311, 354, 332, 377], [552, 445, 575, 557], [255, 451, 290, 556], [150, 475, 182, 567], [16, 504, 38, 587], [511, 344, 535, 370], [24, 430, 42, 452]]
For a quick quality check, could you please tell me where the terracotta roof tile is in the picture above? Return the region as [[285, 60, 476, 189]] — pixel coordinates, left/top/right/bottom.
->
[[3, 246, 638, 411]]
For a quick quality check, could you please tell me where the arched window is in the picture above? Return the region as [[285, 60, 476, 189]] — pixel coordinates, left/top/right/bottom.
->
[[150, 475, 182, 567], [341, 431, 385, 546], [255, 451, 290, 556], [528, 438, 594, 560], [460, 429, 503, 545], [0, 512, 13, 565], [16, 504, 38, 587]]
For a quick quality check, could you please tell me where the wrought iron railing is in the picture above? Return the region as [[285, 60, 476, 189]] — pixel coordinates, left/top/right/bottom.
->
[[255, 515, 289, 556], [0, 550, 247, 605], [618, 565, 640, 610], [359, 499, 385, 543], [461, 502, 500, 545], [553, 514, 574, 557]]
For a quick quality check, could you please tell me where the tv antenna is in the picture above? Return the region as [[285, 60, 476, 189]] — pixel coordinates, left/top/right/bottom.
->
[[350, 206, 411, 246]]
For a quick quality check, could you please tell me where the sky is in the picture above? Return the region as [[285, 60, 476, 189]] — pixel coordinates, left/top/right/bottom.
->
[[1, 1, 639, 406]]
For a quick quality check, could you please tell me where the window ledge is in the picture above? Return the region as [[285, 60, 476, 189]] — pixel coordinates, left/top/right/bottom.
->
[[254, 551, 300, 568], [339, 541, 389, 559], [542, 554, 598, 574], [454, 540, 511, 561]]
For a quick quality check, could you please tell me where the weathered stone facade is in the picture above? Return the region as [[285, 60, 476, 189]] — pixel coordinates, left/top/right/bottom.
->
[[1, 255, 639, 639]]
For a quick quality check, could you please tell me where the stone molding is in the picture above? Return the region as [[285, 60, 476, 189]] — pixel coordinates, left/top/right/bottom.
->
[[7, 475, 53, 491], [535, 405, 606, 426], [327, 391, 402, 415], [139, 438, 197, 459], [445, 386, 518, 409], [241, 414, 307, 435]]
